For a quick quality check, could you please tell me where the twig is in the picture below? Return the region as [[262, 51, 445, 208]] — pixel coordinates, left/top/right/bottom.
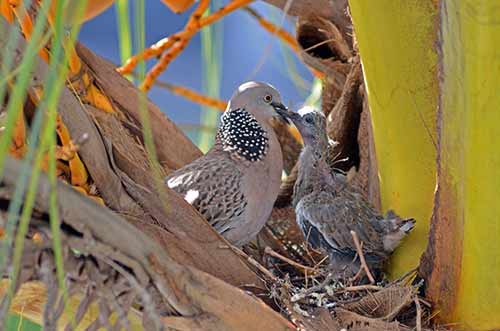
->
[[350, 230, 375, 284], [291, 273, 335, 302], [243, 7, 299, 52], [348, 241, 364, 283], [243, 6, 323, 78], [414, 297, 422, 331], [418, 297, 432, 308], [223, 245, 278, 282], [387, 267, 418, 287], [141, 0, 210, 91], [350, 267, 363, 283], [313, 255, 328, 269], [118, 0, 254, 76], [154, 80, 228, 111], [264, 246, 316, 273]]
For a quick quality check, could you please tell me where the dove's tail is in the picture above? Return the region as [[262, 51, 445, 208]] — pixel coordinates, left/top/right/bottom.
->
[[382, 211, 416, 253], [398, 218, 416, 233]]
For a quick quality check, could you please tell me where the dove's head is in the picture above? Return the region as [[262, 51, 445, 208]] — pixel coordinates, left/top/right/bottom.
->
[[228, 81, 290, 125], [288, 106, 329, 151]]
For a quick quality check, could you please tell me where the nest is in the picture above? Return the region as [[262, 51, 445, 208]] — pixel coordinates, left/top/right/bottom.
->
[[251, 218, 436, 331], [0, 5, 451, 330]]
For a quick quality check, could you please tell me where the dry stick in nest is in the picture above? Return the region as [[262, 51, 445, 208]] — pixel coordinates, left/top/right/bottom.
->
[[223, 245, 278, 282], [414, 297, 422, 331], [386, 268, 418, 288], [350, 230, 375, 284], [264, 247, 317, 274], [349, 241, 365, 284], [291, 275, 383, 303], [304, 227, 330, 268]]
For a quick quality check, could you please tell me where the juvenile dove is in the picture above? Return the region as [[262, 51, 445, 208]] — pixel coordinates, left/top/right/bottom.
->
[[289, 107, 415, 277], [165, 82, 290, 246]]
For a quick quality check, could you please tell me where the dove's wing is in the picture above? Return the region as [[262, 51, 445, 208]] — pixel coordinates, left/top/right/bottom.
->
[[165, 152, 246, 235], [296, 191, 388, 259]]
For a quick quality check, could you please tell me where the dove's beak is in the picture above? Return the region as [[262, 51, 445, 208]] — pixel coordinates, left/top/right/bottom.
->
[[284, 111, 309, 138], [271, 101, 291, 124], [284, 111, 303, 127]]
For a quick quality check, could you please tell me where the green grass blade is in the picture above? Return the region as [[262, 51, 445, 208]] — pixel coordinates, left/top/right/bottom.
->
[[198, 1, 223, 152], [0, 0, 52, 176], [133, 1, 169, 209], [115, 0, 132, 81], [0, 0, 87, 325], [0, 87, 45, 281], [2, 137, 47, 326], [42, 2, 87, 327], [46, 0, 70, 303], [0, 0, 54, 278], [0, 15, 24, 126], [115, 0, 132, 64]]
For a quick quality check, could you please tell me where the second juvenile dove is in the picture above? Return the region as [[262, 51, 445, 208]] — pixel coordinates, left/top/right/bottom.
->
[[289, 107, 415, 278], [165, 81, 291, 246]]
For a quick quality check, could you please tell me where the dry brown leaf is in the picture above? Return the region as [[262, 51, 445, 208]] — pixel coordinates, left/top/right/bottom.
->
[[335, 308, 409, 331], [343, 285, 416, 320]]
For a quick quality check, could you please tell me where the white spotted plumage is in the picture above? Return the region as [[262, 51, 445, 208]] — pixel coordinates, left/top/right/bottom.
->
[[216, 108, 269, 162], [165, 81, 286, 247]]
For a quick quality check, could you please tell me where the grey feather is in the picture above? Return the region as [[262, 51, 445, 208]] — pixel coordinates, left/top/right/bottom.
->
[[165, 81, 289, 246], [289, 107, 415, 276]]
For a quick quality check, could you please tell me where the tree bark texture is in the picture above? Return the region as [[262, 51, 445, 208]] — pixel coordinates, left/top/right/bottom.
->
[[0, 15, 269, 292]]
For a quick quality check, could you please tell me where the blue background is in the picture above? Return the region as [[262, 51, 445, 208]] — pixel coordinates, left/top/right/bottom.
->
[[79, 1, 312, 145]]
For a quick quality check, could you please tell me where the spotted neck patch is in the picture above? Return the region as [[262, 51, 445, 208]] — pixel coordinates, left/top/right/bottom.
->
[[216, 108, 269, 162]]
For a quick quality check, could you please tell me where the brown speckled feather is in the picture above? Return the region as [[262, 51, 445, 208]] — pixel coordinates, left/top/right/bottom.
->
[[165, 82, 289, 246], [166, 149, 246, 235]]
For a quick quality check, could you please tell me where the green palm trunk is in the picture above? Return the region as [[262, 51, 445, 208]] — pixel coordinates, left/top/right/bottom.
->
[[349, 0, 500, 328]]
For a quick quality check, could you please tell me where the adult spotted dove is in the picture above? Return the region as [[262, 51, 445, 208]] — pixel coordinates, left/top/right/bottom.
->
[[289, 107, 415, 278], [165, 81, 291, 246]]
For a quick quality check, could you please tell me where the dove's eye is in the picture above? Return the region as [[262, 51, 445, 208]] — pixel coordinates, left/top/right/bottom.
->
[[305, 116, 314, 124], [263, 94, 273, 103]]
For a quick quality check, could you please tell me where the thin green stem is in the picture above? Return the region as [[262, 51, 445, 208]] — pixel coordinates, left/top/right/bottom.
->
[[115, 0, 132, 80], [198, 1, 223, 152], [44, 1, 88, 321], [134, 1, 169, 210], [0, 0, 52, 176], [0, 0, 53, 279], [0, 0, 87, 325], [0, 31, 53, 88]]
